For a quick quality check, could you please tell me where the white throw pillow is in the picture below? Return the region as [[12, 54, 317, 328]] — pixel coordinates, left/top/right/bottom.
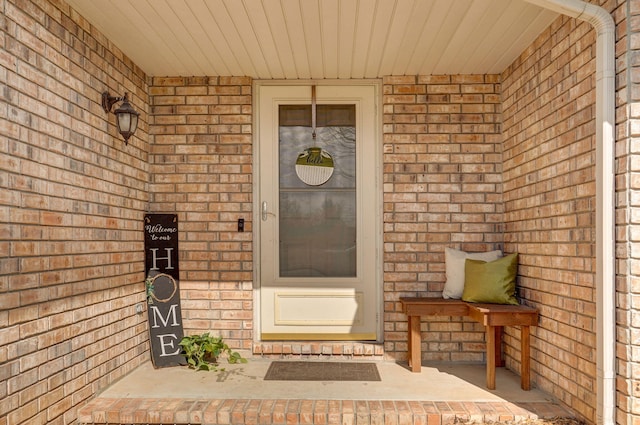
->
[[442, 247, 502, 299]]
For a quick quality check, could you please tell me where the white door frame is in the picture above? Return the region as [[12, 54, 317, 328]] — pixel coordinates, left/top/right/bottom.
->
[[252, 79, 383, 342]]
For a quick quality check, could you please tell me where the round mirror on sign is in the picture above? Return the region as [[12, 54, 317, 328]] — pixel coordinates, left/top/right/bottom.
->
[[295, 147, 334, 186]]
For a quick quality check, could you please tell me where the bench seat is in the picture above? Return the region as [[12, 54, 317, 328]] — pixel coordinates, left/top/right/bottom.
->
[[399, 297, 538, 390]]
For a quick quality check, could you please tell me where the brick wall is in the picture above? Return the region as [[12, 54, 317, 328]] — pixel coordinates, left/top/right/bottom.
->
[[0, 0, 149, 424], [614, 1, 638, 424], [382, 75, 504, 362], [501, 14, 597, 422], [146, 79, 389, 360], [148, 77, 254, 351], [146, 76, 508, 365]]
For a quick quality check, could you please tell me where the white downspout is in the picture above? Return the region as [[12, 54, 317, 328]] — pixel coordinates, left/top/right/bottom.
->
[[523, 1, 616, 424]]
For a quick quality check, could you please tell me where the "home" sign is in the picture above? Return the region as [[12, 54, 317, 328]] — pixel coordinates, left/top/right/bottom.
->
[[144, 214, 185, 368]]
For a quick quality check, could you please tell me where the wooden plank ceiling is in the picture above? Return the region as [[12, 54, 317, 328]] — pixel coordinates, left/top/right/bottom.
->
[[65, 0, 558, 78]]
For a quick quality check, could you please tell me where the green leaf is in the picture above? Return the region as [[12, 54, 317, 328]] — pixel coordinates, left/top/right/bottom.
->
[[180, 332, 247, 372]]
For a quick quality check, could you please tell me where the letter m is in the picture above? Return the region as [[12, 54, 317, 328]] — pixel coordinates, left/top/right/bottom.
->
[[149, 304, 180, 329]]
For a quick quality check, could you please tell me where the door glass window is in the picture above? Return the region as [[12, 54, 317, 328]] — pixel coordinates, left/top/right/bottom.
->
[[278, 105, 356, 277]]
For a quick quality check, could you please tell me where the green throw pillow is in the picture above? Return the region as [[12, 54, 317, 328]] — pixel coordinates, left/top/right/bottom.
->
[[462, 253, 519, 305]]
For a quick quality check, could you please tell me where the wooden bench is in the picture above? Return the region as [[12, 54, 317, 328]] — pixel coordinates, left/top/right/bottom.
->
[[399, 297, 538, 390]]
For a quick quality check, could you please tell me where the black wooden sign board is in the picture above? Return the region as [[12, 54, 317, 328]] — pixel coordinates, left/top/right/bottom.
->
[[144, 214, 185, 368]]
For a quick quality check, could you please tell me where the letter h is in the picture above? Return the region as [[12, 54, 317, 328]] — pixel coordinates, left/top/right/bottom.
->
[[150, 248, 174, 270]]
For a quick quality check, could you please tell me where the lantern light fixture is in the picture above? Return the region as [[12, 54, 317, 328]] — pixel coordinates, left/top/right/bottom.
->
[[102, 91, 139, 144]]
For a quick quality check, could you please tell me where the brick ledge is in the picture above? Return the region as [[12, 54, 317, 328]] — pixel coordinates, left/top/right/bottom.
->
[[252, 341, 386, 359], [77, 397, 576, 424]]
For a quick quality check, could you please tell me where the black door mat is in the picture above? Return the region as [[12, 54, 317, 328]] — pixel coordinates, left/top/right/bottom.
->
[[264, 361, 381, 381]]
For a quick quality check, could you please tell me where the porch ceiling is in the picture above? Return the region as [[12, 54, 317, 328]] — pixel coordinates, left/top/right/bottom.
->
[[65, 0, 558, 79]]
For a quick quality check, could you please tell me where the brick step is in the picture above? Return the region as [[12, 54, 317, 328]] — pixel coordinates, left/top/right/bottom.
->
[[77, 397, 576, 424]]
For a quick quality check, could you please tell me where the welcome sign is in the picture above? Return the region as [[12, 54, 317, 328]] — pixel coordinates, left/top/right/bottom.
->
[[144, 214, 185, 368]]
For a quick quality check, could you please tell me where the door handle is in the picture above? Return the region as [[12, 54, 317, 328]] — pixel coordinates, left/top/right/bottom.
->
[[262, 201, 276, 221]]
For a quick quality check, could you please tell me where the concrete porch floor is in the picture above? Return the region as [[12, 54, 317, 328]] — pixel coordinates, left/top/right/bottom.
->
[[77, 359, 577, 424]]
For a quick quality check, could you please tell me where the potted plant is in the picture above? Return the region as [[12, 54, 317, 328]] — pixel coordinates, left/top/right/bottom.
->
[[179, 333, 247, 371]]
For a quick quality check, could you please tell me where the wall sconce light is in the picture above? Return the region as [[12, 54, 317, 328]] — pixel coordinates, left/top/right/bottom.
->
[[102, 91, 140, 144]]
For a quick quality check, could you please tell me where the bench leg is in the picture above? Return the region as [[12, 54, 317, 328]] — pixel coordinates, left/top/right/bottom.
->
[[486, 325, 496, 390], [494, 326, 505, 367], [521, 326, 531, 390], [408, 315, 421, 372]]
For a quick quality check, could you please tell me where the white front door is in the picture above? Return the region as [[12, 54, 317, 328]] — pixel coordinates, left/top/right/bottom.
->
[[257, 83, 380, 341]]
